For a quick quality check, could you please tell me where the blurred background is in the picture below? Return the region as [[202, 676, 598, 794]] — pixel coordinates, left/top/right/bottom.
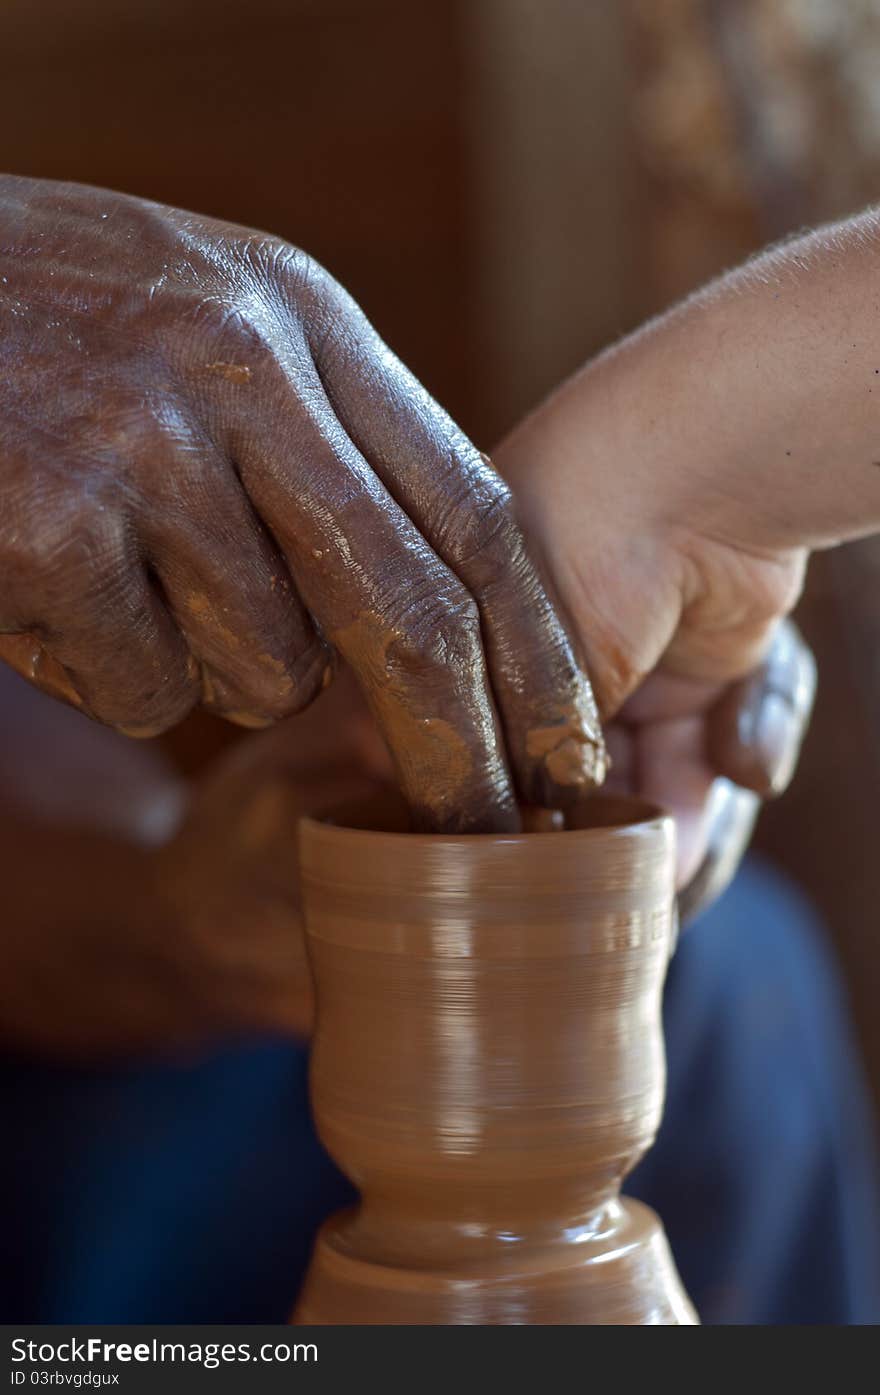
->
[[0, 0, 878, 1317]]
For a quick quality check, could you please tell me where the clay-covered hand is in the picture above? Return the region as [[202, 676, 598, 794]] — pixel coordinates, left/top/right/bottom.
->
[[0, 174, 604, 833]]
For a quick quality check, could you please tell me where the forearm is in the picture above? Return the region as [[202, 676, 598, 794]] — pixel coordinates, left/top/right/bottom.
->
[[504, 209, 880, 560]]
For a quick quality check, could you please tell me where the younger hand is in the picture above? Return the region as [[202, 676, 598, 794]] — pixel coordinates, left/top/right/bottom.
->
[[495, 372, 816, 895]]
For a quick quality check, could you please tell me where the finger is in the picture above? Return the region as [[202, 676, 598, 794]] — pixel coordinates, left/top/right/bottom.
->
[[677, 778, 760, 926], [308, 296, 607, 809], [224, 381, 518, 833], [707, 619, 816, 797], [1, 504, 198, 735], [632, 713, 717, 886], [0, 631, 88, 712], [142, 463, 331, 727], [605, 715, 758, 919]]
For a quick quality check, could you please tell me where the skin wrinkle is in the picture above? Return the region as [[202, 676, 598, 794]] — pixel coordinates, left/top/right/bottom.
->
[[313, 311, 607, 812], [0, 174, 606, 831], [186, 588, 315, 724], [331, 612, 499, 830], [222, 363, 522, 829]]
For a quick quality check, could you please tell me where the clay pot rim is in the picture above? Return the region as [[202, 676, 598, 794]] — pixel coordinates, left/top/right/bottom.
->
[[300, 791, 671, 847]]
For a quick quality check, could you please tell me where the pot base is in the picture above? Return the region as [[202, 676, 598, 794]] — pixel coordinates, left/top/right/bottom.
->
[[293, 1198, 697, 1325]]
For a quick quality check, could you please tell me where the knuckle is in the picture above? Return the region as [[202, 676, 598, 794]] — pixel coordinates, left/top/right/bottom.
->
[[82, 388, 183, 463], [64, 514, 129, 609], [446, 471, 525, 573], [178, 280, 315, 382], [293, 261, 367, 366], [389, 581, 482, 674], [256, 638, 332, 719], [441, 591, 482, 646], [10, 503, 128, 619], [235, 235, 312, 297], [1, 514, 48, 594], [229, 239, 333, 342], [97, 661, 197, 737], [1, 464, 150, 638], [184, 293, 277, 363], [303, 297, 353, 373], [205, 637, 331, 725], [290, 252, 344, 315]]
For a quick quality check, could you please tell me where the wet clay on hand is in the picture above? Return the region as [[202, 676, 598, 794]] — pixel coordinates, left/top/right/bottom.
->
[[0, 174, 604, 834], [293, 793, 696, 1325]]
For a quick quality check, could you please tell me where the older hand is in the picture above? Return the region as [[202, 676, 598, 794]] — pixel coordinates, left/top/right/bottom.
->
[[0, 174, 604, 833]]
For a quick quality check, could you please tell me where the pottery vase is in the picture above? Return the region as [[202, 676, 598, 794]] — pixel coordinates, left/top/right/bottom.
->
[[293, 793, 696, 1325]]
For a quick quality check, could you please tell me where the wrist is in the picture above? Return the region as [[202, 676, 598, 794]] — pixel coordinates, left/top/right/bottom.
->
[[497, 344, 689, 715], [498, 300, 811, 705]]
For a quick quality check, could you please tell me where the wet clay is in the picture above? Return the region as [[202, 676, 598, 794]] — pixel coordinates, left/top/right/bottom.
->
[[0, 173, 603, 828], [292, 792, 696, 1325]]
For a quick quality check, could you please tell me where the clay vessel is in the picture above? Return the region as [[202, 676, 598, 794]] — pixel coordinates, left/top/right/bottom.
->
[[292, 793, 696, 1324]]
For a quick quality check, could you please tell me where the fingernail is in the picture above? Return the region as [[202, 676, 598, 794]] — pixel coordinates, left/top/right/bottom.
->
[[748, 690, 800, 795]]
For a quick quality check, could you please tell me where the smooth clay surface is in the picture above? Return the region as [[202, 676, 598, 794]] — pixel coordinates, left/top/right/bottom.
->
[[292, 793, 697, 1325]]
